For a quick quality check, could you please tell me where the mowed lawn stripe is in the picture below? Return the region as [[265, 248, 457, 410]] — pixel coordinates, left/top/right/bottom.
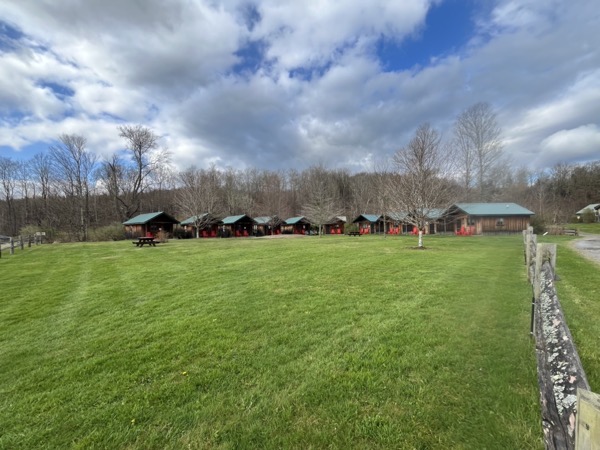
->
[[0, 236, 542, 449]]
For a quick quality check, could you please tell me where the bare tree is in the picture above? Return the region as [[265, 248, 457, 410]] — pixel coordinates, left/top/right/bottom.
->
[[301, 165, 343, 236], [16, 161, 34, 226], [176, 165, 221, 237], [348, 172, 376, 218], [256, 170, 288, 234], [389, 123, 456, 248], [373, 158, 393, 237], [453, 102, 503, 201], [49, 134, 97, 241], [98, 125, 170, 220], [96, 154, 124, 222], [222, 167, 254, 215], [147, 161, 176, 213], [0, 156, 19, 235], [30, 152, 53, 228]]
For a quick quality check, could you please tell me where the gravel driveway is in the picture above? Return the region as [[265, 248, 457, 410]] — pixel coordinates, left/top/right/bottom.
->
[[570, 233, 600, 266]]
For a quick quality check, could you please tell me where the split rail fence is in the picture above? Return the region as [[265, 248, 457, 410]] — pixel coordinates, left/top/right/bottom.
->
[[523, 227, 599, 449], [0, 235, 44, 258]]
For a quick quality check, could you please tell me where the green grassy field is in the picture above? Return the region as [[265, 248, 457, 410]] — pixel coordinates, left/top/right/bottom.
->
[[1, 235, 544, 449]]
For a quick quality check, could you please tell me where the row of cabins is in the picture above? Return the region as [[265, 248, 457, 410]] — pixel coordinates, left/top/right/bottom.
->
[[123, 203, 535, 238]]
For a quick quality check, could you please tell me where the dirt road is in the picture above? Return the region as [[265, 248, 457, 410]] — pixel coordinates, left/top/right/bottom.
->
[[570, 233, 600, 266]]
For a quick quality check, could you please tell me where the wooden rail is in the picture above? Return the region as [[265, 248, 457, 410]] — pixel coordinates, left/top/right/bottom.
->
[[523, 228, 591, 449], [0, 235, 41, 258]]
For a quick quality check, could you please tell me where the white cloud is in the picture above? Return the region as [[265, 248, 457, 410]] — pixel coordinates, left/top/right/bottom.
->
[[252, 0, 432, 71], [0, 0, 599, 174], [540, 124, 600, 165]]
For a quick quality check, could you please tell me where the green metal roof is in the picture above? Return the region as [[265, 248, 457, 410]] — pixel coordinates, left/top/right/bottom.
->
[[352, 214, 381, 223], [285, 216, 310, 225], [453, 203, 534, 216], [222, 214, 253, 225], [254, 216, 270, 224], [325, 215, 347, 224], [576, 204, 600, 215], [123, 211, 180, 225], [180, 214, 209, 226], [386, 209, 444, 221], [386, 212, 409, 221], [423, 208, 445, 220]]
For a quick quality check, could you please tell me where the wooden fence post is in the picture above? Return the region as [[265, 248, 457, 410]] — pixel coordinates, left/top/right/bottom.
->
[[576, 389, 600, 449], [528, 233, 537, 283], [19, 235, 24, 250], [10, 237, 14, 255]]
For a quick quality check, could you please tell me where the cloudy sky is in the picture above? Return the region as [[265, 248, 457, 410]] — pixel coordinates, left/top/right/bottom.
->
[[1, 0, 599, 172]]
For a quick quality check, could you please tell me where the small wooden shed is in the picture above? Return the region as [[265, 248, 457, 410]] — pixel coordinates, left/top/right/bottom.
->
[[123, 212, 180, 238]]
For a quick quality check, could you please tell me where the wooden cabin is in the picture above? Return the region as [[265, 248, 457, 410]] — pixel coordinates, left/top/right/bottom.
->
[[221, 214, 255, 237], [324, 216, 346, 234], [282, 216, 312, 235], [180, 213, 220, 238], [391, 209, 446, 235], [352, 214, 385, 234], [444, 203, 534, 235], [123, 212, 180, 238], [253, 216, 282, 236]]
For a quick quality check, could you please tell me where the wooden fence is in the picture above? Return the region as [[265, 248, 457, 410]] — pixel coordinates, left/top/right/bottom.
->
[[0, 235, 43, 258], [523, 228, 591, 449]]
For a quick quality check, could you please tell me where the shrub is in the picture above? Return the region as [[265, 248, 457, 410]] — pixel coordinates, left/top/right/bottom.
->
[[19, 225, 56, 243], [529, 216, 546, 234], [581, 208, 597, 224], [89, 224, 127, 241], [345, 224, 359, 234], [174, 228, 193, 239]]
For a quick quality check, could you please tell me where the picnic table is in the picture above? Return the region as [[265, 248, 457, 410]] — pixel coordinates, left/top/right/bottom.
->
[[347, 231, 361, 236], [133, 237, 157, 247]]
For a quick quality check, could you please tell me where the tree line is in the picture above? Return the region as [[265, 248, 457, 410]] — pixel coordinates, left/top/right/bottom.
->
[[1, 103, 599, 240]]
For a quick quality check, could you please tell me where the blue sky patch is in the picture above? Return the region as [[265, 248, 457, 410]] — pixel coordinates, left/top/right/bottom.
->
[[0, 20, 24, 51], [233, 39, 267, 75], [38, 81, 75, 99], [376, 0, 476, 71], [239, 3, 261, 32]]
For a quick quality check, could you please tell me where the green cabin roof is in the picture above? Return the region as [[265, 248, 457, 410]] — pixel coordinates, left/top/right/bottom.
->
[[123, 211, 179, 225], [254, 216, 281, 225], [452, 203, 534, 216], [386, 209, 444, 221], [222, 214, 253, 225], [180, 213, 209, 226], [353, 214, 381, 223], [285, 216, 310, 225]]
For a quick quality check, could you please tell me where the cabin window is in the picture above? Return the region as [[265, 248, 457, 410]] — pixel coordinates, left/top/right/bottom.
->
[[496, 218, 505, 227], [467, 216, 476, 226]]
